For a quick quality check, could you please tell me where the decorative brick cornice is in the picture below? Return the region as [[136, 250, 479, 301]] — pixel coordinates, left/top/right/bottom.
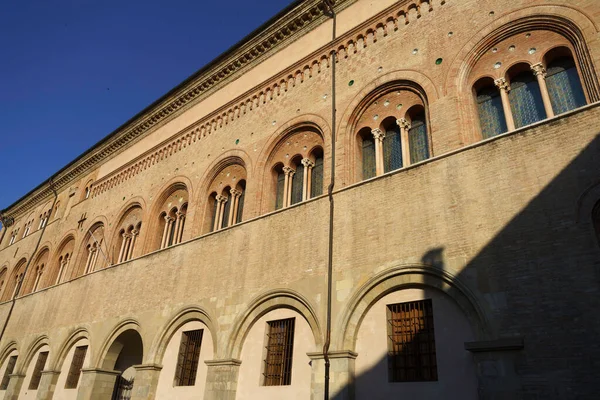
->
[[6, 0, 447, 214]]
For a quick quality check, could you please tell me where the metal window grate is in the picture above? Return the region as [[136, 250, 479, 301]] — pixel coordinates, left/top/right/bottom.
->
[[263, 318, 295, 386], [0, 355, 17, 390], [383, 126, 403, 172], [28, 351, 49, 390], [65, 346, 88, 389], [387, 299, 437, 382], [174, 329, 203, 386]]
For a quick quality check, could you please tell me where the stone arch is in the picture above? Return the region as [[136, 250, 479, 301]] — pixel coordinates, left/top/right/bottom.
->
[[72, 217, 109, 278], [255, 114, 331, 214], [1, 257, 28, 302], [226, 289, 323, 359], [446, 7, 600, 143], [50, 327, 90, 371], [110, 201, 146, 264], [335, 265, 492, 351], [96, 319, 142, 370], [49, 232, 76, 284], [145, 176, 193, 252], [0, 341, 18, 368], [340, 76, 433, 183], [22, 246, 50, 294], [16, 335, 50, 375], [149, 306, 218, 365]]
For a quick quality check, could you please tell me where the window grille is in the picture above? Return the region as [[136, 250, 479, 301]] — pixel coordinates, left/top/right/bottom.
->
[[546, 57, 586, 115], [311, 156, 324, 198], [291, 164, 304, 205], [275, 172, 286, 210], [409, 113, 430, 164], [477, 85, 507, 139], [509, 71, 546, 128], [65, 346, 87, 389], [362, 136, 376, 180], [387, 299, 437, 382], [0, 355, 17, 390], [383, 126, 403, 173], [28, 351, 49, 390], [263, 318, 295, 386], [174, 329, 203, 386]]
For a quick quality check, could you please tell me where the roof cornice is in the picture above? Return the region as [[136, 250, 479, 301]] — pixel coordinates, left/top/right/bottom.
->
[[2, 0, 356, 218]]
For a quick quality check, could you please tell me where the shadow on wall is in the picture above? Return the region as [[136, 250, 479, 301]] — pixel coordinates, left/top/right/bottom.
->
[[332, 131, 600, 399]]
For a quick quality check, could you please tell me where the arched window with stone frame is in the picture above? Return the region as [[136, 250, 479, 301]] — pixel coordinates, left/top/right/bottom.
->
[[473, 77, 508, 139], [507, 63, 547, 128], [22, 248, 49, 294], [1, 258, 27, 302], [265, 125, 326, 211], [150, 184, 189, 251], [205, 162, 247, 233], [351, 82, 431, 182], [74, 223, 107, 275], [544, 47, 587, 115], [49, 236, 75, 284], [112, 206, 144, 264]]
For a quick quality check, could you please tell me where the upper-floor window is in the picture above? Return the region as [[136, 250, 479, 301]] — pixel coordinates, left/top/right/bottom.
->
[[355, 84, 431, 181], [38, 208, 51, 230], [153, 185, 189, 250], [470, 32, 588, 139], [113, 206, 143, 264], [8, 228, 19, 246], [205, 162, 247, 233]]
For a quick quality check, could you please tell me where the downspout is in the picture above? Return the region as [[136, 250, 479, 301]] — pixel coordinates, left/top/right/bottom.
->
[[0, 179, 58, 343], [322, 1, 337, 399]]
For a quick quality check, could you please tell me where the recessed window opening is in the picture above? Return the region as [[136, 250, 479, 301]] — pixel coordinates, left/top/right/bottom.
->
[[263, 318, 295, 386]]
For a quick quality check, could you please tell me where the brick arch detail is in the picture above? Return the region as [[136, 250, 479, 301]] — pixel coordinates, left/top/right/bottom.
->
[[445, 7, 600, 143], [225, 289, 323, 360], [149, 306, 218, 365], [335, 265, 493, 352], [95, 318, 142, 369]]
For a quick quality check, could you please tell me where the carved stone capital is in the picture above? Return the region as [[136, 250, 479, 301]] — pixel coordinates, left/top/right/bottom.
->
[[301, 158, 315, 168], [494, 78, 510, 92], [531, 62, 546, 78], [164, 215, 175, 222], [216, 194, 228, 203], [131, 229, 140, 236], [396, 118, 411, 130], [230, 189, 243, 198], [371, 128, 385, 141], [283, 166, 296, 177]]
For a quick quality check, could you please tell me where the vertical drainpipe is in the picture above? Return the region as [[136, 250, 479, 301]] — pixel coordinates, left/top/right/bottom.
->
[[323, 1, 337, 399], [0, 179, 58, 343]]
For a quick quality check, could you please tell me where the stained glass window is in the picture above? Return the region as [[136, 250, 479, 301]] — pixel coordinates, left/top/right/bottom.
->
[[546, 57, 586, 115], [409, 112, 430, 163], [477, 85, 507, 138], [275, 171, 285, 210], [509, 71, 546, 128], [311, 156, 324, 198], [362, 135, 376, 180], [291, 163, 304, 205], [383, 125, 403, 173]]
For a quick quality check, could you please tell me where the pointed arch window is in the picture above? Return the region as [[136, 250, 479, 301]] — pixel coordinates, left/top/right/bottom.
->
[[509, 68, 546, 128], [407, 108, 430, 164], [211, 183, 245, 232], [361, 129, 376, 180], [311, 150, 324, 198], [382, 118, 403, 173], [275, 166, 286, 210], [546, 56, 586, 115], [475, 79, 508, 139], [290, 158, 304, 206]]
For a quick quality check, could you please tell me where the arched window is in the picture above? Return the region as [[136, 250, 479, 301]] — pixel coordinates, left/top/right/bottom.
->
[[310, 148, 324, 198], [1, 259, 27, 301], [508, 65, 547, 128], [152, 185, 188, 250], [359, 128, 376, 180], [275, 164, 286, 210], [0, 268, 7, 300], [205, 162, 247, 232], [406, 107, 430, 164], [81, 223, 107, 273], [382, 117, 403, 173], [474, 78, 507, 139], [116, 222, 142, 263], [23, 249, 49, 294], [546, 51, 586, 115], [290, 156, 304, 206]]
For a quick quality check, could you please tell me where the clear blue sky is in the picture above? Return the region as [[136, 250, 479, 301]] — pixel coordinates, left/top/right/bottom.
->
[[0, 0, 294, 212]]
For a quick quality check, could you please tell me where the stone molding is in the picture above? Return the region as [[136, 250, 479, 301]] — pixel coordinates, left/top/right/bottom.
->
[[464, 337, 525, 353], [307, 350, 358, 360], [3, 0, 449, 218], [204, 359, 242, 367]]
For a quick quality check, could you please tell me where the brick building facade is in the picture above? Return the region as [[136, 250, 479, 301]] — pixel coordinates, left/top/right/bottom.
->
[[0, 0, 599, 399]]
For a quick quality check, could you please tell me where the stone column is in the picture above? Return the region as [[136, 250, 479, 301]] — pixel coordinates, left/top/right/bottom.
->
[[229, 189, 242, 226], [301, 158, 315, 201], [494, 78, 516, 131], [76, 368, 120, 400], [213, 199, 223, 232], [371, 128, 385, 176], [283, 167, 295, 208], [397, 118, 412, 167], [160, 216, 172, 249], [4, 374, 26, 400], [203, 359, 241, 400], [216, 195, 228, 230], [176, 213, 186, 243], [56, 260, 67, 285], [531, 63, 554, 118], [308, 351, 357, 400], [173, 212, 182, 245], [127, 230, 139, 260], [35, 370, 60, 400], [84, 247, 94, 274], [131, 364, 162, 400]]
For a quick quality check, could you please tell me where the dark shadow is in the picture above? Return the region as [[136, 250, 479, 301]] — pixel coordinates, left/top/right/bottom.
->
[[333, 128, 600, 399]]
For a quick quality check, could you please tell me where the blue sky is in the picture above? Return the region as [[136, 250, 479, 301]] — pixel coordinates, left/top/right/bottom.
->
[[0, 0, 293, 212]]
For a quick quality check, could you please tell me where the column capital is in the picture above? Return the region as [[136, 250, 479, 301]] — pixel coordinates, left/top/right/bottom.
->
[[494, 78, 511, 92], [216, 194, 228, 203], [176, 211, 185, 219], [531, 62, 547, 77], [396, 118, 411, 130], [283, 166, 296, 177], [164, 215, 174, 222], [122, 233, 132, 239], [131, 229, 139, 236], [230, 188, 243, 198], [301, 158, 315, 168], [371, 128, 385, 141]]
